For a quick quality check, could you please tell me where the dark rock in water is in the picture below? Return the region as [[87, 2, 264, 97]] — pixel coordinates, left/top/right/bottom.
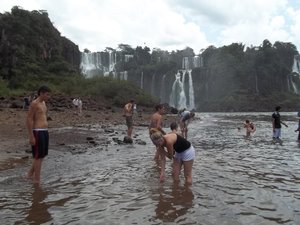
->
[[123, 136, 133, 144], [104, 128, 114, 133], [136, 139, 146, 145], [86, 137, 94, 141]]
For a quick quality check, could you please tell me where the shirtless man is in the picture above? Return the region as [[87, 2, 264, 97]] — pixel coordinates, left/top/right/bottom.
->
[[123, 99, 135, 138], [149, 104, 166, 161], [26, 86, 51, 183]]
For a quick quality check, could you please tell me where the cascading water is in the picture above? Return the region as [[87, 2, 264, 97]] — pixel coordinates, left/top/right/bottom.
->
[[169, 56, 196, 110], [169, 72, 187, 110], [159, 74, 166, 103], [289, 55, 300, 94], [80, 51, 117, 77], [187, 70, 195, 110]]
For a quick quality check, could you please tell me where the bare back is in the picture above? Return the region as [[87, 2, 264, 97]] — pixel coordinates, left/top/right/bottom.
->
[[149, 112, 162, 130]]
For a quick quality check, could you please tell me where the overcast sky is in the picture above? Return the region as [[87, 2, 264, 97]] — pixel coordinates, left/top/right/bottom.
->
[[1, 0, 300, 53]]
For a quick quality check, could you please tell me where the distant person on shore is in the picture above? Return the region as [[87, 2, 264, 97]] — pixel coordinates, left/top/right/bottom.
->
[[149, 104, 166, 161], [26, 85, 51, 184], [123, 99, 135, 138], [72, 98, 83, 115], [179, 110, 195, 139], [243, 119, 256, 137], [150, 128, 195, 184], [272, 106, 288, 142], [23, 96, 30, 110]]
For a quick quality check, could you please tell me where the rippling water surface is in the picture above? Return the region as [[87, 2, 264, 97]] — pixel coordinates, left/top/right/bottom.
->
[[1, 112, 300, 225]]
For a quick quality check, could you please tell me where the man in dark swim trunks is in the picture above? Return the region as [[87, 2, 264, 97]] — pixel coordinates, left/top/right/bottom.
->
[[26, 85, 51, 184]]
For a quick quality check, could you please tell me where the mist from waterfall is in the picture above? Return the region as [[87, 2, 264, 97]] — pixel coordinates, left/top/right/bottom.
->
[[169, 72, 187, 110], [80, 51, 117, 77], [168, 57, 196, 110], [289, 55, 300, 94]]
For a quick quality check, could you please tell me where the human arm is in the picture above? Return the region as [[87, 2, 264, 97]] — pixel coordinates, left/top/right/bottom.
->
[[26, 103, 36, 145], [280, 121, 288, 127]]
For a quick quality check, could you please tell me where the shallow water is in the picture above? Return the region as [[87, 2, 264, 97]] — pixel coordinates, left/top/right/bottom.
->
[[1, 112, 300, 225]]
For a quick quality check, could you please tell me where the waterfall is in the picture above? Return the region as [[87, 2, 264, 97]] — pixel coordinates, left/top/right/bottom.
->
[[169, 72, 187, 109], [182, 57, 189, 70], [80, 51, 117, 77], [292, 56, 300, 74], [160, 74, 166, 103], [289, 55, 300, 94], [80, 52, 98, 77], [187, 70, 195, 110], [288, 75, 298, 94], [119, 71, 128, 81], [151, 74, 156, 96]]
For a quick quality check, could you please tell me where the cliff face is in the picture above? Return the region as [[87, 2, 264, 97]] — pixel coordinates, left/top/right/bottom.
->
[[0, 6, 80, 87]]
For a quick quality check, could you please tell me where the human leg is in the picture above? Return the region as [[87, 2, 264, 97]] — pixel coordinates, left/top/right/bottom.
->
[[172, 158, 182, 182], [183, 160, 194, 185], [159, 152, 166, 182], [33, 159, 42, 183]]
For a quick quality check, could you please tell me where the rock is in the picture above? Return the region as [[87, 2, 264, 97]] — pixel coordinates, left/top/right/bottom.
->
[[123, 136, 133, 144], [136, 140, 146, 145]]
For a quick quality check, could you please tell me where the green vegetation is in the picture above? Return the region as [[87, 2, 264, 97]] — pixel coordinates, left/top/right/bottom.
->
[[0, 7, 155, 107], [1, 6, 300, 111]]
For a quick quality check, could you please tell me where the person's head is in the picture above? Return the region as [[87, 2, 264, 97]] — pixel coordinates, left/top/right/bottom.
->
[[245, 119, 250, 124], [150, 128, 165, 146], [190, 112, 195, 118], [155, 104, 165, 114], [37, 85, 51, 101], [170, 122, 178, 131], [275, 106, 281, 111]]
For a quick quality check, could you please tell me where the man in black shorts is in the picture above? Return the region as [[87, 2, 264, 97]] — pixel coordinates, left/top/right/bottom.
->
[[26, 86, 51, 184]]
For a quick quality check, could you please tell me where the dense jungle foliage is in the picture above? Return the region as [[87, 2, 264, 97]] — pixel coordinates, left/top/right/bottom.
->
[[1, 6, 300, 110]]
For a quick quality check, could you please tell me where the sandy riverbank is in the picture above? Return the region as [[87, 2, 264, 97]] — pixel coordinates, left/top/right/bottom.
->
[[0, 106, 177, 171]]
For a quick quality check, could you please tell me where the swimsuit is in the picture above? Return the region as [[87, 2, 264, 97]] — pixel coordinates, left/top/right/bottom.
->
[[31, 129, 49, 159], [173, 134, 195, 161]]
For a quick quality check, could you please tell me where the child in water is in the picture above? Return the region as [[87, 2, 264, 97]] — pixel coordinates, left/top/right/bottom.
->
[[244, 119, 256, 137]]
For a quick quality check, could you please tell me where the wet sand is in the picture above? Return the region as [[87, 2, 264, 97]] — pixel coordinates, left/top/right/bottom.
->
[[0, 107, 176, 171]]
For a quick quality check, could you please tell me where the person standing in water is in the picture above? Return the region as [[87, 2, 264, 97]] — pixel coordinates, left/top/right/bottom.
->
[[123, 99, 135, 138], [26, 85, 51, 184], [179, 110, 195, 139], [149, 104, 166, 161], [150, 128, 195, 184], [272, 106, 288, 142], [243, 119, 256, 137]]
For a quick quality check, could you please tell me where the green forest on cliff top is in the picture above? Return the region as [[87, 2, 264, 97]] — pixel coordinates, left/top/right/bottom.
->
[[1, 6, 300, 111]]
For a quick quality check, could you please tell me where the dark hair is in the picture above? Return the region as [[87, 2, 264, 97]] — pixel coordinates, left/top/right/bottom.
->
[[275, 106, 281, 111], [170, 122, 178, 130], [155, 104, 164, 111], [37, 85, 51, 96], [130, 99, 135, 103], [245, 119, 250, 123]]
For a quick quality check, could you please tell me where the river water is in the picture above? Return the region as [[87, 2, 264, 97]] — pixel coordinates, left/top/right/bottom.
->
[[1, 112, 300, 225]]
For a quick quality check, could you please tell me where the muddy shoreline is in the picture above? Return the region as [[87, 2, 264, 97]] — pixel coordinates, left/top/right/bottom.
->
[[0, 106, 177, 171]]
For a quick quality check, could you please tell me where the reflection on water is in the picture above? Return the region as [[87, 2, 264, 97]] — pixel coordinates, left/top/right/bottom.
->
[[25, 184, 52, 225], [155, 183, 194, 223], [1, 113, 300, 224]]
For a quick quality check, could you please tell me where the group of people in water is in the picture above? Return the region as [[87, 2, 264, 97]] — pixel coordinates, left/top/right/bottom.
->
[[24, 85, 299, 186], [122, 101, 196, 184]]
